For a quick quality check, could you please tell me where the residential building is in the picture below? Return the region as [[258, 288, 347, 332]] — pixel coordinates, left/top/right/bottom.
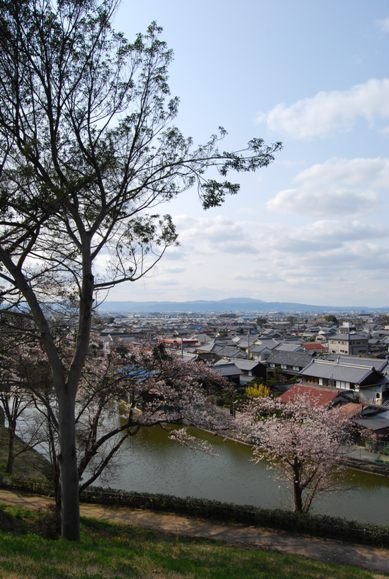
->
[[299, 356, 389, 405], [327, 333, 368, 356], [266, 350, 313, 377]]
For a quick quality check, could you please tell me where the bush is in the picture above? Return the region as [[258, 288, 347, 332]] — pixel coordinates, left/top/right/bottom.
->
[[2, 476, 388, 548], [80, 486, 389, 548], [0, 475, 53, 497]]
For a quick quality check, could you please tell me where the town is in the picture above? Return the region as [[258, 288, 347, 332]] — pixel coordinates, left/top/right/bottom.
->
[[97, 309, 389, 460], [0, 0, 389, 575]]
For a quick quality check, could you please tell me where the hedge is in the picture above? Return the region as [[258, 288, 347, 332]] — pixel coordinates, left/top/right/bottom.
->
[[79, 486, 389, 548], [1, 476, 388, 548]]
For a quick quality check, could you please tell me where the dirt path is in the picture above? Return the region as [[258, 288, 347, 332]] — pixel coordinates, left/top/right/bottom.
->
[[0, 488, 388, 575]]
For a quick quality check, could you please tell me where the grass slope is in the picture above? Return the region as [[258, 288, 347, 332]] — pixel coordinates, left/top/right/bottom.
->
[[0, 505, 383, 578], [0, 427, 51, 481]]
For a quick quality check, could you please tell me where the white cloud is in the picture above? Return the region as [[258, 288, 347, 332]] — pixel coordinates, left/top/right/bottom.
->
[[177, 215, 254, 255], [274, 220, 386, 254], [267, 158, 389, 216], [252, 230, 389, 302], [106, 212, 389, 306], [377, 17, 389, 32], [268, 188, 376, 216], [257, 78, 389, 138], [103, 200, 389, 306]]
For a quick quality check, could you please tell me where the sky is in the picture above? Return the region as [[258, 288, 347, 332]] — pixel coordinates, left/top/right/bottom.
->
[[108, 0, 389, 307]]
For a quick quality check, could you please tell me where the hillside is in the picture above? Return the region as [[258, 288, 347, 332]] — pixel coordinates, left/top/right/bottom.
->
[[0, 502, 382, 578]]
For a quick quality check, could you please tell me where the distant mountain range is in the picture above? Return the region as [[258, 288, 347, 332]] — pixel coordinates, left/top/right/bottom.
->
[[97, 297, 389, 315]]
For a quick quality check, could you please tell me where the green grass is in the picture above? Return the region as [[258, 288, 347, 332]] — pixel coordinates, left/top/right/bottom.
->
[[0, 439, 386, 577], [0, 505, 383, 578]]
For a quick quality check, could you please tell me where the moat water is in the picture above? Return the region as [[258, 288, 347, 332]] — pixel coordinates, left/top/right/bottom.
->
[[98, 425, 389, 526]]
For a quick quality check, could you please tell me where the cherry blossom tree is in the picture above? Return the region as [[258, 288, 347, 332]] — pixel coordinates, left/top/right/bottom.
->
[[76, 344, 230, 490], [238, 394, 352, 513], [29, 340, 229, 526]]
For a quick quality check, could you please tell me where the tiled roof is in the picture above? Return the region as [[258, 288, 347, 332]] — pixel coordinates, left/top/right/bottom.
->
[[354, 416, 389, 432], [279, 384, 339, 407], [304, 342, 328, 351], [275, 343, 303, 352], [212, 345, 246, 358], [267, 350, 313, 367], [330, 356, 388, 372], [338, 402, 364, 417], [300, 358, 386, 385], [329, 333, 368, 342], [234, 336, 259, 348], [227, 358, 264, 371], [256, 338, 280, 344], [211, 363, 241, 377]]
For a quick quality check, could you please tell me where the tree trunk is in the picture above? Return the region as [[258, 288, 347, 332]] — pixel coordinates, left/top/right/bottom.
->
[[57, 388, 79, 541], [292, 458, 303, 513], [54, 463, 62, 537], [5, 427, 15, 474]]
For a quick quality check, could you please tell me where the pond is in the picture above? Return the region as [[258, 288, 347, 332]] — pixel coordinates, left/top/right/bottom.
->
[[97, 425, 389, 526]]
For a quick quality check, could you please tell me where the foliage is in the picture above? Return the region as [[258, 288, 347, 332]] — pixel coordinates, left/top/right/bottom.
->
[[0, 0, 280, 540], [79, 487, 389, 548], [324, 315, 339, 325], [265, 368, 290, 388], [245, 383, 271, 398], [238, 394, 352, 513], [119, 343, 231, 435]]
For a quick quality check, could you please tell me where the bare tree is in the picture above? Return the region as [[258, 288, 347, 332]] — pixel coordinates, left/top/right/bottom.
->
[[0, 384, 33, 474], [0, 0, 281, 539], [0, 317, 46, 475]]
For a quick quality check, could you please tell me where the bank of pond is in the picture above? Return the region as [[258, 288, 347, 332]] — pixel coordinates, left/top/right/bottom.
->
[[102, 425, 389, 527]]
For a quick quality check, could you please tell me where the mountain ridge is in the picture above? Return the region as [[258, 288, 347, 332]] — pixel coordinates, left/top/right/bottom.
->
[[97, 298, 388, 314]]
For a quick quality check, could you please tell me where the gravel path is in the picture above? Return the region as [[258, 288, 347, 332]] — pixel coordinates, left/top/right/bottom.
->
[[0, 489, 388, 575]]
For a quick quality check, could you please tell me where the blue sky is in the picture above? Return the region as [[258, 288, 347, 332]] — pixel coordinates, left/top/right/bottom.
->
[[109, 0, 389, 307]]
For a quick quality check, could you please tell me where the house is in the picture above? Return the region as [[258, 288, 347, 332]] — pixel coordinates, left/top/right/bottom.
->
[[224, 358, 266, 385], [338, 402, 364, 418], [279, 383, 343, 407], [266, 350, 313, 377], [303, 342, 328, 354], [274, 342, 304, 353], [196, 338, 246, 362], [299, 356, 389, 406], [250, 339, 280, 361], [259, 329, 282, 339], [213, 358, 266, 386], [327, 333, 369, 356], [171, 351, 199, 363], [231, 335, 259, 350], [211, 362, 241, 385], [161, 338, 199, 348], [354, 408, 389, 441]]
